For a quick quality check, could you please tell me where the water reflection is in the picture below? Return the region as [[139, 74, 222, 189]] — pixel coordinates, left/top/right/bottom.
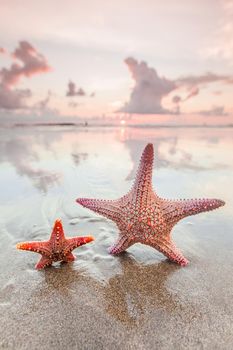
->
[[0, 125, 232, 218], [72, 152, 88, 166], [26, 254, 183, 327], [0, 131, 61, 192], [103, 254, 181, 326], [120, 128, 232, 181], [1, 127, 232, 192]]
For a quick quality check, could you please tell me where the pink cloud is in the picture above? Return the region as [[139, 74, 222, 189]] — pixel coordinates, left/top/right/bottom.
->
[[0, 41, 51, 110], [184, 86, 199, 101], [0, 85, 31, 109], [176, 72, 232, 87], [204, 0, 233, 62], [198, 105, 228, 116], [213, 90, 222, 95], [0, 47, 6, 54], [120, 57, 176, 114], [0, 41, 51, 88], [121, 57, 233, 115]]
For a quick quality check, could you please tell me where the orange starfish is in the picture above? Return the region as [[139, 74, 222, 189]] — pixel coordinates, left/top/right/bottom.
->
[[76, 143, 225, 266], [17, 219, 94, 269]]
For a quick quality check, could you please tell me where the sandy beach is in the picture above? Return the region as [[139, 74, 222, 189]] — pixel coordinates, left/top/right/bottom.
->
[[0, 125, 233, 349]]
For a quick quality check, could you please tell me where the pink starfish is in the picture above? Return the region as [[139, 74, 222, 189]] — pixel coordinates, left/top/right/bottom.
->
[[76, 143, 225, 266], [17, 219, 94, 269]]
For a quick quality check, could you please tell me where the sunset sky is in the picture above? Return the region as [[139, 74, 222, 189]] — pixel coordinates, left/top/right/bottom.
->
[[0, 0, 232, 124]]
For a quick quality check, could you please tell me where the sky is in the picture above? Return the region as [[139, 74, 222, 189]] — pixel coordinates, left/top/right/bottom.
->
[[0, 0, 232, 124]]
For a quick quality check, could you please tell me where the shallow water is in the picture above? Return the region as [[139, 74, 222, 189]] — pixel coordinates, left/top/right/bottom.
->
[[0, 126, 233, 349]]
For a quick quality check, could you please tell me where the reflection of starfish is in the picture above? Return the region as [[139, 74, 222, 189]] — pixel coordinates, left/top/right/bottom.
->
[[17, 219, 94, 269], [77, 143, 225, 266], [103, 256, 180, 325]]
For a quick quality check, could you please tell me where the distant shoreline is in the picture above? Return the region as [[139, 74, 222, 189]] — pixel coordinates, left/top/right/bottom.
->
[[5, 122, 233, 129]]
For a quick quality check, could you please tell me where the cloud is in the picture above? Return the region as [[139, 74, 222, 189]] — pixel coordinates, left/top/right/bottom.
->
[[0, 41, 51, 88], [0, 41, 51, 110], [66, 81, 86, 97], [184, 86, 199, 100], [198, 105, 228, 116], [0, 85, 31, 109], [176, 72, 232, 87], [35, 90, 51, 110], [171, 86, 200, 114], [0, 136, 61, 193], [172, 87, 199, 105], [172, 95, 181, 104], [30, 91, 60, 118], [68, 101, 79, 108], [204, 0, 233, 63], [120, 57, 233, 115], [120, 57, 176, 114], [171, 95, 181, 114], [212, 90, 222, 95]]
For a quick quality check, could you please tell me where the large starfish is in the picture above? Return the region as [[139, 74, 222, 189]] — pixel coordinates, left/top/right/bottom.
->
[[76, 143, 225, 266], [17, 219, 94, 269]]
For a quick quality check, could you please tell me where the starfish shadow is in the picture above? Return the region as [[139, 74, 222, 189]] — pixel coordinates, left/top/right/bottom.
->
[[102, 253, 183, 326], [30, 262, 99, 300]]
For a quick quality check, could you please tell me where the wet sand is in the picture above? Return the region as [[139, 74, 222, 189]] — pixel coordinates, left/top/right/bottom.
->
[[0, 126, 233, 349]]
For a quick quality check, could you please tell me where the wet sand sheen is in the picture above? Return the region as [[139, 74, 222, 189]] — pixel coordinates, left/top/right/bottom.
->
[[0, 126, 233, 349]]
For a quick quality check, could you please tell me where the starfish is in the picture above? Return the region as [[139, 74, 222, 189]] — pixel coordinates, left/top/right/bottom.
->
[[16, 219, 94, 269], [76, 143, 225, 266]]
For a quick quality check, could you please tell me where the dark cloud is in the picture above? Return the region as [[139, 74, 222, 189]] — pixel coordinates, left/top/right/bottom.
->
[[172, 95, 182, 104], [172, 95, 181, 114], [66, 81, 86, 97]]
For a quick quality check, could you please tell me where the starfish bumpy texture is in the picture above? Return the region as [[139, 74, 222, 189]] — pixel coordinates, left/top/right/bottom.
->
[[76, 143, 225, 266], [17, 219, 94, 269]]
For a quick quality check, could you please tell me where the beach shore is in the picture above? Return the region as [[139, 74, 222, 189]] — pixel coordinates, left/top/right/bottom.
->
[[0, 126, 233, 349]]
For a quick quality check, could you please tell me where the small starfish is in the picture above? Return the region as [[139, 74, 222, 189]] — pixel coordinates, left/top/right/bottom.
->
[[17, 219, 94, 269], [76, 143, 225, 266]]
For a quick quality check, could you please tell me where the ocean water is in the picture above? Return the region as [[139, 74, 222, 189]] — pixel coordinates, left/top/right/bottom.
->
[[0, 125, 232, 273], [0, 125, 233, 349]]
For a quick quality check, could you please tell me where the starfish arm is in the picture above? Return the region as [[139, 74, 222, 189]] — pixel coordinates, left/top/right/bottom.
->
[[150, 238, 188, 266], [35, 256, 52, 269], [131, 143, 155, 202], [76, 198, 122, 221], [162, 198, 225, 224], [64, 236, 94, 255], [50, 219, 65, 241], [108, 235, 133, 255], [63, 252, 75, 262], [16, 241, 51, 257]]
